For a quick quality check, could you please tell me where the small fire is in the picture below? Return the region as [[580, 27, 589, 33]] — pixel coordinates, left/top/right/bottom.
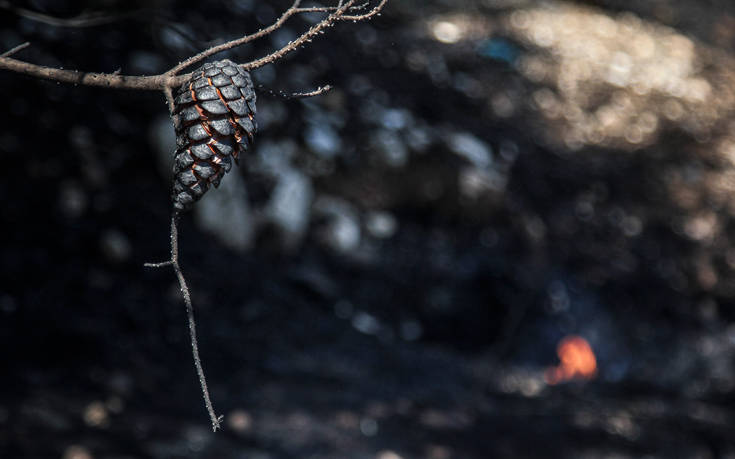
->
[[544, 335, 597, 385]]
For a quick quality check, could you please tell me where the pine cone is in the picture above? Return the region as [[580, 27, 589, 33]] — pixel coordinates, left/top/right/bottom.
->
[[171, 59, 257, 211]]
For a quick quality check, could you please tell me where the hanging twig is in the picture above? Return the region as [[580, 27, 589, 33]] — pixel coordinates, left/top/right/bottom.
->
[[145, 213, 223, 431]]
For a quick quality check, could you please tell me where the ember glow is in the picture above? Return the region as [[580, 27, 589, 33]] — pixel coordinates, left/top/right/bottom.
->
[[544, 335, 598, 385]]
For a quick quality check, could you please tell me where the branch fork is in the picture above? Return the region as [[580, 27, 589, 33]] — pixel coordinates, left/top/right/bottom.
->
[[0, 0, 387, 103]]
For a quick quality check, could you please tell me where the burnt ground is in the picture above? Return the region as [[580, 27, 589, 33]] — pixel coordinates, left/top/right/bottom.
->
[[2, 0, 735, 458]]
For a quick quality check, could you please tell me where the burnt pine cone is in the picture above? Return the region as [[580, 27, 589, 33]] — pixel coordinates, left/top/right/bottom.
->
[[171, 59, 257, 211]]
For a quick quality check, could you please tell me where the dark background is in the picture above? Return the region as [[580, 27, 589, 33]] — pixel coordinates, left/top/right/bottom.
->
[[2, 0, 735, 458]]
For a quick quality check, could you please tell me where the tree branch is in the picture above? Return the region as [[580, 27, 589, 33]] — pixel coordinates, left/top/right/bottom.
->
[[242, 0, 359, 71], [257, 83, 333, 100], [164, 1, 375, 75], [339, 0, 388, 21], [163, 85, 175, 114], [0, 42, 29, 58], [0, 1, 142, 28], [290, 85, 333, 98], [0, 0, 388, 90], [166, 0, 304, 76], [292, 2, 369, 13], [0, 56, 179, 89]]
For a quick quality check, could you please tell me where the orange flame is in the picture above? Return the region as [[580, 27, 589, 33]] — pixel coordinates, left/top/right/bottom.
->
[[544, 335, 597, 385]]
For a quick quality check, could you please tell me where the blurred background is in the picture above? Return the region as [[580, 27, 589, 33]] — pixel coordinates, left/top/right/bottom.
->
[[2, 0, 735, 457]]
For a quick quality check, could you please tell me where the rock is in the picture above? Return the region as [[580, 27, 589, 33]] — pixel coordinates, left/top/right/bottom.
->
[[304, 123, 341, 159], [313, 196, 361, 253], [447, 132, 493, 169], [373, 129, 409, 167], [365, 211, 398, 239], [265, 168, 313, 250], [193, 168, 254, 252]]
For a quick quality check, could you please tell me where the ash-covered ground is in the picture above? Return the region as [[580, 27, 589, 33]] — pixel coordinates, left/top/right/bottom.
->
[[2, 1, 735, 458]]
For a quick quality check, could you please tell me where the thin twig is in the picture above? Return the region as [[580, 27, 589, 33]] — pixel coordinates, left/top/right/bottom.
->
[[242, 0, 359, 71], [166, 0, 304, 76], [340, 0, 388, 20], [145, 260, 172, 267], [293, 84, 332, 98], [145, 213, 223, 432], [0, 42, 30, 58], [292, 2, 369, 13], [0, 1, 143, 28], [257, 84, 332, 100], [163, 84, 175, 114], [165, 0, 372, 74]]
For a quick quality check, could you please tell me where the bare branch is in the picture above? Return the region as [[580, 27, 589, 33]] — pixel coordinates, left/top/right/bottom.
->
[[291, 85, 332, 98], [166, 0, 304, 76], [257, 83, 332, 100], [144, 260, 172, 268], [163, 85, 175, 114], [0, 1, 142, 28], [292, 2, 369, 13], [339, 0, 388, 21], [242, 0, 360, 71], [0, 54, 191, 91], [0, 0, 388, 91], [1, 42, 30, 58], [145, 212, 223, 432], [169, 0, 386, 74], [0, 56, 183, 89]]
